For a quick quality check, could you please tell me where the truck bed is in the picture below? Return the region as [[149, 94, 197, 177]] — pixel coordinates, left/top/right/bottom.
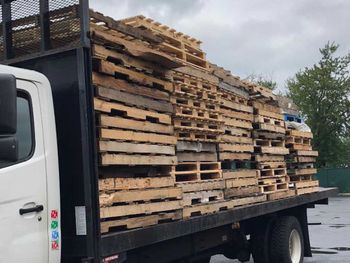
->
[[101, 188, 337, 256]]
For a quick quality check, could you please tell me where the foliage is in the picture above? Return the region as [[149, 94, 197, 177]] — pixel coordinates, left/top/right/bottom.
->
[[287, 42, 350, 167]]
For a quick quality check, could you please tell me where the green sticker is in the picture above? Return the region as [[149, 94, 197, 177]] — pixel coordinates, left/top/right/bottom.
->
[[51, 221, 58, 229]]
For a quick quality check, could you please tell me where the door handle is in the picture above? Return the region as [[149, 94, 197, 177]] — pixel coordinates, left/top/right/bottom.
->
[[19, 205, 44, 215]]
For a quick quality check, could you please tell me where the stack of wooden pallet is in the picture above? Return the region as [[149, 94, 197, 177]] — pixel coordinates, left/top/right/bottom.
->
[[91, 11, 184, 232], [211, 64, 261, 200], [286, 129, 319, 194], [249, 84, 294, 200], [120, 15, 209, 70]]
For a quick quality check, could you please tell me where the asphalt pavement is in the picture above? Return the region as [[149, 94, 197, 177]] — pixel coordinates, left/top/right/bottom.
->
[[210, 196, 350, 263]]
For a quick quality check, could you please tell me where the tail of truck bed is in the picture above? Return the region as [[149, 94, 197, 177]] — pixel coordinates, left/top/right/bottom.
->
[[0, 1, 337, 263]]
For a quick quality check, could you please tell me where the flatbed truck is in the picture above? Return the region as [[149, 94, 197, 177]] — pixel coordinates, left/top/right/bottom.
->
[[0, 1, 338, 262]]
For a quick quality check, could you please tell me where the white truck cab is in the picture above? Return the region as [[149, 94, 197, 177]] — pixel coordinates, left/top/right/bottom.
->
[[0, 65, 61, 263]]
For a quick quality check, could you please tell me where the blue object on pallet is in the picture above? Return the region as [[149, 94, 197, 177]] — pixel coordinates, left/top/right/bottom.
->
[[284, 113, 303, 123]]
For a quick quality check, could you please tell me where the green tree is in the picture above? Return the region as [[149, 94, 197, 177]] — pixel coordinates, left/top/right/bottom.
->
[[246, 74, 277, 90], [287, 42, 350, 167]]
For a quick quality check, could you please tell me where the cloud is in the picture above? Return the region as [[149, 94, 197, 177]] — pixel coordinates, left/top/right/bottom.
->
[[90, 0, 350, 91]]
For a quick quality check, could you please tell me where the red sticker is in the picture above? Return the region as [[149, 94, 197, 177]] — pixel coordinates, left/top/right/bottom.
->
[[51, 210, 58, 219], [51, 241, 59, 250]]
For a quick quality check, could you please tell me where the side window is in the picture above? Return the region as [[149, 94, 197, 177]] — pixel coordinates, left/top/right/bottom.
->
[[16, 94, 34, 160]]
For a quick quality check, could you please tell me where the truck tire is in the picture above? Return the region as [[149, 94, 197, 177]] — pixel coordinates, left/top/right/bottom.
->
[[269, 216, 304, 263], [250, 219, 274, 263]]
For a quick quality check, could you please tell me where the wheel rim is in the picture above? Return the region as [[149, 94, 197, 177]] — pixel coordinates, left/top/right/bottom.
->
[[289, 229, 302, 263]]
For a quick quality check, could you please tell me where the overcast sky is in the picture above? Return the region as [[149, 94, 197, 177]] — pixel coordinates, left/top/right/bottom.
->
[[90, 0, 350, 92]]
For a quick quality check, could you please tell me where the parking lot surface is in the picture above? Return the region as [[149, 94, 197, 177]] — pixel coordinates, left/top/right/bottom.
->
[[210, 196, 350, 263]]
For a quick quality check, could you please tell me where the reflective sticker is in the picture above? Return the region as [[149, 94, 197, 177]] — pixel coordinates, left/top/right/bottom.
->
[[51, 220, 58, 229], [52, 231, 59, 240], [51, 241, 59, 250], [51, 210, 58, 219]]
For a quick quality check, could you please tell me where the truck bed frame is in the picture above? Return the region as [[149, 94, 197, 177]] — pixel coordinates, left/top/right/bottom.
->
[[0, 1, 338, 262]]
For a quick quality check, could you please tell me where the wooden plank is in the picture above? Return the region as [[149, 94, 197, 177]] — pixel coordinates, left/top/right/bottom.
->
[[255, 108, 284, 120], [183, 190, 224, 206], [101, 153, 177, 165], [219, 143, 254, 153], [293, 150, 319, 157], [219, 152, 251, 161], [176, 141, 217, 152], [223, 170, 257, 179], [174, 66, 219, 84], [226, 177, 258, 188], [295, 187, 319, 195], [99, 177, 175, 191], [100, 200, 183, 218], [90, 10, 163, 44], [177, 179, 225, 192], [223, 126, 252, 137], [256, 146, 289, 155], [254, 123, 286, 134], [99, 141, 175, 155], [100, 210, 182, 233], [93, 72, 170, 101], [221, 99, 253, 113], [254, 154, 285, 162], [224, 186, 260, 198], [220, 108, 254, 121], [252, 101, 281, 114], [96, 86, 173, 113], [100, 187, 182, 206], [96, 60, 173, 92], [100, 129, 176, 145], [99, 115, 173, 135], [218, 82, 249, 99], [286, 130, 313, 139], [294, 180, 319, 189], [223, 117, 253, 129], [94, 98, 172, 125], [183, 195, 266, 218], [176, 152, 218, 162], [291, 168, 318, 176], [221, 134, 253, 144], [92, 44, 171, 79], [252, 131, 285, 140]]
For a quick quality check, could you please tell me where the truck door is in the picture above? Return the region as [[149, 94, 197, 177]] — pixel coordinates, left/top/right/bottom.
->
[[0, 80, 49, 262]]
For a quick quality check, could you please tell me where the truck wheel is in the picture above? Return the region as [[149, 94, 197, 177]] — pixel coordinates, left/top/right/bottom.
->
[[250, 219, 274, 263], [270, 216, 304, 263]]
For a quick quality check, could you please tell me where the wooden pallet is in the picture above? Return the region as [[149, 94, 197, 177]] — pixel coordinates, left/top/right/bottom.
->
[[253, 154, 285, 162], [177, 152, 218, 162], [253, 123, 286, 134], [254, 138, 285, 148], [100, 153, 177, 166], [219, 143, 254, 153], [221, 98, 253, 114], [224, 186, 260, 199], [287, 144, 313, 151], [94, 59, 173, 92], [174, 119, 224, 134], [176, 179, 225, 192], [252, 131, 285, 140], [267, 190, 295, 201], [256, 161, 286, 169], [223, 127, 252, 138], [258, 175, 289, 185], [100, 187, 182, 207], [254, 146, 289, 155], [101, 210, 182, 233], [174, 83, 218, 103], [257, 168, 287, 177], [222, 169, 257, 179], [222, 160, 253, 170], [287, 156, 317, 163], [286, 136, 311, 145], [172, 162, 222, 182], [289, 150, 319, 157], [288, 163, 314, 169], [259, 182, 289, 194], [288, 168, 317, 176], [226, 177, 258, 188], [95, 98, 172, 125], [183, 190, 224, 206], [183, 195, 267, 218], [254, 115, 285, 128], [219, 152, 252, 161], [99, 176, 175, 191], [222, 116, 253, 130], [171, 96, 220, 112], [175, 106, 222, 122], [175, 130, 220, 142], [295, 186, 319, 195], [286, 130, 313, 139], [251, 100, 281, 114]]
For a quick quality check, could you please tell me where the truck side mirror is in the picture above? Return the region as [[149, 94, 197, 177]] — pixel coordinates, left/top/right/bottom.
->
[[0, 136, 18, 162], [0, 73, 17, 134]]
